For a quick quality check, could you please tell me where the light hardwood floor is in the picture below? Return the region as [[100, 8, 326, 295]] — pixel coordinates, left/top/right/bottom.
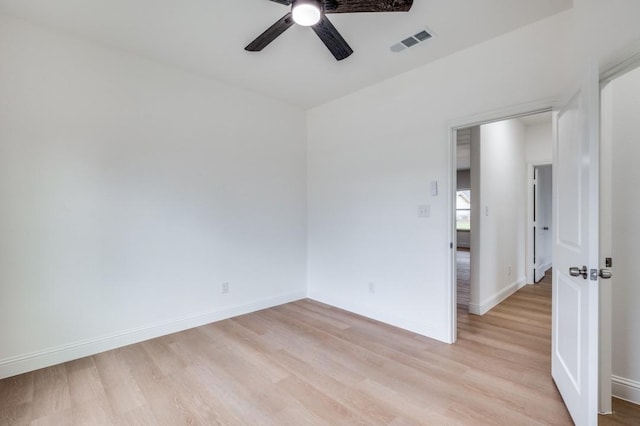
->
[[1, 279, 638, 425], [456, 248, 470, 309]]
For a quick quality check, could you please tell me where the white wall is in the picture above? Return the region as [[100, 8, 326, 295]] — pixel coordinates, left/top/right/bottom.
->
[[469, 126, 481, 311], [573, 1, 640, 71], [470, 119, 527, 314], [0, 15, 307, 378], [523, 121, 553, 285], [610, 66, 640, 404], [307, 1, 640, 344], [307, 12, 572, 342], [525, 121, 553, 164]]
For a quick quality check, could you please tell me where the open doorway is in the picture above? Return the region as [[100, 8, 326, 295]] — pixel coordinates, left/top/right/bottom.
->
[[521, 112, 554, 285], [455, 128, 472, 310], [531, 164, 552, 283], [453, 111, 553, 323]]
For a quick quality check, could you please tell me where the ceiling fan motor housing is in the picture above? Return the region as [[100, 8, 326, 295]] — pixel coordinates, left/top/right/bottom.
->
[[293, 0, 324, 13], [292, 0, 324, 26]]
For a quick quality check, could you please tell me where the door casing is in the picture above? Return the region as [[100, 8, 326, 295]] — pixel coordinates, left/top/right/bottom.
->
[[447, 99, 556, 343]]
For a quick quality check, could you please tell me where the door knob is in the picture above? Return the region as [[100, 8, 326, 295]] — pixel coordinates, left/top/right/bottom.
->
[[599, 269, 612, 279], [569, 265, 588, 279]]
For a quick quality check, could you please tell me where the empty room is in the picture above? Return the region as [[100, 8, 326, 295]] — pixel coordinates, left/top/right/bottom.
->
[[1, 1, 640, 424]]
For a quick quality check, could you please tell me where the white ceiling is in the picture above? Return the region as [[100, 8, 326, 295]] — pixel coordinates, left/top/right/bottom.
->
[[0, 0, 572, 109]]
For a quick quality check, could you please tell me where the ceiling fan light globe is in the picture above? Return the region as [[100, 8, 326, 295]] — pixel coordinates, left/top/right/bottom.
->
[[292, 4, 321, 26]]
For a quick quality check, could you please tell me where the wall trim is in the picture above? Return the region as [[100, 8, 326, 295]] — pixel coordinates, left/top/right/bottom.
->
[[469, 276, 526, 315], [447, 97, 559, 343], [612, 375, 640, 405], [447, 98, 558, 131], [531, 263, 553, 284], [600, 38, 640, 85], [0, 291, 306, 380], [307, 292, 450, 344]]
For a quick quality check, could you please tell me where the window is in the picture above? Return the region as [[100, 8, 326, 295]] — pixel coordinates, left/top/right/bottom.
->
[[456, 190, 471, 230]]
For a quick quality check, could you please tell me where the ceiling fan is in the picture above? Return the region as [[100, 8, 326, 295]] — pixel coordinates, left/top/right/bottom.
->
[[245, 0, 414, 61]]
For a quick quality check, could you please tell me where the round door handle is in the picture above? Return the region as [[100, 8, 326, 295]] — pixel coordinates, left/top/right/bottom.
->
[[569, 265, 588, 279], [599, 269, 612, 279]]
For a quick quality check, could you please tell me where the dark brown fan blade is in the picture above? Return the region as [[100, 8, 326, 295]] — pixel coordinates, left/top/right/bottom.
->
[[245, 13, 295, 52], [311, 15, 353, 61], [324, 0, 413, 14], [269, 0, 291, 5]]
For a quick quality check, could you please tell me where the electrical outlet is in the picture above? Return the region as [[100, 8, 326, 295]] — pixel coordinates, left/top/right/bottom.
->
[[221, 282, 229, 294], [368, 282, 375, 294], [418, 205, 430, 218], [507, 266, 512, 277]]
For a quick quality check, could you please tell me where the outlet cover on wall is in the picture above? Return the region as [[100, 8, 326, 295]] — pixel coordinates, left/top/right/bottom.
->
[[418, 205, 430, 218], [221, 282, 229, 294]]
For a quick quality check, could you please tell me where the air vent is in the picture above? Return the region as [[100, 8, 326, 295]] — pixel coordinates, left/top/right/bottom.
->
[[414, 30, 432, 41], [390, 28, 433, 53], [401, 37, 419, 48]]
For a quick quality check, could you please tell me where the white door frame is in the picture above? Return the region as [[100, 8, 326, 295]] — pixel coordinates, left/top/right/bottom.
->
[[597, 40, 640, 415], [599, 80, 614, 415], [447, 99, 556, 343]]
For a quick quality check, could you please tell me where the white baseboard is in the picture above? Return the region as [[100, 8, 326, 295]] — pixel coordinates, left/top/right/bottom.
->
[[0, 291, 306, 380], [612, 375, 640, 405], [469, 276, 526, 315], [307, 292, 449, 344]]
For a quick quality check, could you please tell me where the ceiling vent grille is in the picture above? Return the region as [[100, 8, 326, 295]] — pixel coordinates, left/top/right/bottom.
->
[[390, 29, 432, 53]]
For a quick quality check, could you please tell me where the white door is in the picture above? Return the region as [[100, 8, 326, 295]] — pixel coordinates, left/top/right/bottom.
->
[[552, 68, 600, 426]]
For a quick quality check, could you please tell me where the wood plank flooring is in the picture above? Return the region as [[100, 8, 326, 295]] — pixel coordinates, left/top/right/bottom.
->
[[0, 279, 638, 425], [456, 248, 470, 309]]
